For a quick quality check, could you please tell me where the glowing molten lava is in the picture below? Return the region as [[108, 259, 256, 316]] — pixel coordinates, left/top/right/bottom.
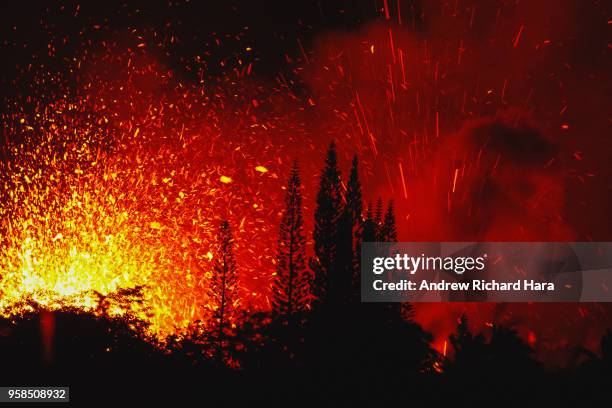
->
[[0, 48, 281, 339]]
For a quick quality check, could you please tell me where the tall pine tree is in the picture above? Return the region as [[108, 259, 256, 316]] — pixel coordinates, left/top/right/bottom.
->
[[346, 155, 363, 238], [331, 207, 354, 309], [362, 202, 377, 242], [346, 157, 363, 252], [346, 155, 363, 297], [380, 200, 398, 242], [272, 161, 310, 318], [311, 141, 343, 305], [210, 220, 238, 361], [374, 197, 384, 240]]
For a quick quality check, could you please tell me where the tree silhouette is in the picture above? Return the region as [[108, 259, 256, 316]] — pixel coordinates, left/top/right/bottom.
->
[[311, 141, 343, 305], [446, 314, 487, 373], [362, 202, 377, 242], [374, 197, 384, 234], [443, 316, 548, 405], [380, 200, 398, 242], [585, 329, 612, 375], [331, 207, 354, 309], [346, 155, 363, 290], [209, 220, 238, 362], [487, 325, 538, 371], [93, 286, 147, 318], [272, 161, 310, 319]]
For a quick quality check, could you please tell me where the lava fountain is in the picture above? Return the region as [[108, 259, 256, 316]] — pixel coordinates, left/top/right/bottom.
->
[[0, 44, 288, 339]]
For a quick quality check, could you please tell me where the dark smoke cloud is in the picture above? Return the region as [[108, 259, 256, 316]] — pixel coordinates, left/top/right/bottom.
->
[[405, 112, 573, 242]]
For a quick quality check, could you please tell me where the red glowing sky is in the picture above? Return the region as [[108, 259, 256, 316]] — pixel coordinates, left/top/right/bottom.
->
[[0, 0, 610, 364]]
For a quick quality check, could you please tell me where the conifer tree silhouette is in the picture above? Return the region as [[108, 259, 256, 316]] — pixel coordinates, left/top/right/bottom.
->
[[210, 220, 238, 361], [362, 203, 377, 242], [380, 200, 398, 242], [346, 155, 363, 245], [374, 197, 384, 240], [311, 141, 343, 305], [331, 207, 354, 309], [346, 155, 363, 295], [374, 197, 384, 226], [272, 161, 310, 319]]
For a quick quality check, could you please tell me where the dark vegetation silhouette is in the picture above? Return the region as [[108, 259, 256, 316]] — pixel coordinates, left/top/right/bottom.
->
[[346, 155, 363, 299], [310, 141, 343, 307], [209, 220, 238, 363], [380, 201, 398, 242], [272, 160, 310, 320], [0, 143, 610, 405], [363, 202, 377, 242]]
